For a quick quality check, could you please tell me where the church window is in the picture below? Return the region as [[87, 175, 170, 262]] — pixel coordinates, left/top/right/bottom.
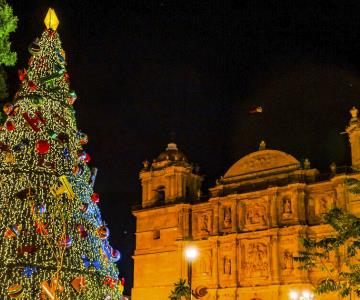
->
[[155, 185, 165, 204]]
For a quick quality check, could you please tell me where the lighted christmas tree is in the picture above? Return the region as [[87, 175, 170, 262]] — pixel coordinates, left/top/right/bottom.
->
[[0, 8, 124, 299]]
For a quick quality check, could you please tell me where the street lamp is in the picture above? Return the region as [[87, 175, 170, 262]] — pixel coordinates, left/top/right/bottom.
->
[[185, 246, 198, 300], [289, 290, 314, 300]]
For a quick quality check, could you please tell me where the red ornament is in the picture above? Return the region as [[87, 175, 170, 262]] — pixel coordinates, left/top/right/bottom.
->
[[77, 151, 90, 163], [91, 192, 99, 204], [111, 248, 121, 262], [35, 140, 50, 155], [64, 72, 70, 83], [78, 224, 88, 238], [104, 276, 118, 289], [22, 111, 46, 132], [35, 222, 48, 235], [6, 121, 15, 131], [18, 69, 27, 81], [84, 153, 91, 163], [59, 235, 72, 248], [18, 245, 37, 255], [28, 80, 37, 91]]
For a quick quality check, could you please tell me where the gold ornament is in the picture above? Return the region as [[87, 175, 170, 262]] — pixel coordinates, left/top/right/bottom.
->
[[40, 277, 64, 300], [71, 276, 86, 293], [118, 281, 124, 294], [4, 224, 22, 238], [7, 283, 23, 298], [4, 151, 15, 164], [50, 175, 75, 200]]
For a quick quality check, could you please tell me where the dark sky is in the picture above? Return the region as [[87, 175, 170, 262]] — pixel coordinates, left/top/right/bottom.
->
[[7, 0, 360, 294]]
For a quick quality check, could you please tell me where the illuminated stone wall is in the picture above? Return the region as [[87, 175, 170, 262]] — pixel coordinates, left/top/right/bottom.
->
[[132, 136, 360, 299]]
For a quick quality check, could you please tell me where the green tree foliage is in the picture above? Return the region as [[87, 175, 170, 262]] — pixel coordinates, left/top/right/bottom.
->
[[295, 178, 360, 297], [0, 0, 17, 99], [0, 66, 8, 103], [168, 279, 191, 300]]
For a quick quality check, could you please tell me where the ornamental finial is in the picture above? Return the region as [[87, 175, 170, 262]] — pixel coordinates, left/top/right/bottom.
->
[[350, 106, 359, 119], [259, 140, 266, 150], [44, 8, 59, 31]]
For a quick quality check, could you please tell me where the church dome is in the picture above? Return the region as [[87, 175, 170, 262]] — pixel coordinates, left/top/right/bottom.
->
[[156, 143, 188, 163], [223, 149, 300, 181]]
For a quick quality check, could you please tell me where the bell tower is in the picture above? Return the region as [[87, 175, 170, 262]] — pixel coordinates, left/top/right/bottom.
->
[[346, 106, 360, 170], [140, 142, 202, 208], [132, 142, 202, 300]]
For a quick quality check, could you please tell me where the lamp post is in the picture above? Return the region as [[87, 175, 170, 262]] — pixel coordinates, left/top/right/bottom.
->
[[185, 246, 198, 300], [289, 290, 314, 300]]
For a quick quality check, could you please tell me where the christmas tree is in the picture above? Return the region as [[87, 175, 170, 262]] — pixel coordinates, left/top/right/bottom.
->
[[0, 8, 124, 299]]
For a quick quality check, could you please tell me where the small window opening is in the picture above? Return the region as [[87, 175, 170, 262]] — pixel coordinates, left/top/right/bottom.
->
[[155, 186, 165, 204], [153, 230, 160, 240]]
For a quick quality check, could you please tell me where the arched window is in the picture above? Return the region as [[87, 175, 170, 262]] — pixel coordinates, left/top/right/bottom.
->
[[155, 185, 165, 204]]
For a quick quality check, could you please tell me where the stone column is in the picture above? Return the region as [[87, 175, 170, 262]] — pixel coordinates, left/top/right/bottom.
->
[[270, 234, 280, 283], [268, 187, 278, 227]]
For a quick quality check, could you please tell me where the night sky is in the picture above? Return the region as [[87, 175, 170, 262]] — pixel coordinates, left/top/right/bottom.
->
[[7, 1, 360, 294]]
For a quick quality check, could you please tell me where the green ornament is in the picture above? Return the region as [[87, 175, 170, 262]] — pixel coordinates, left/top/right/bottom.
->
[[47, 130, 58, 140]]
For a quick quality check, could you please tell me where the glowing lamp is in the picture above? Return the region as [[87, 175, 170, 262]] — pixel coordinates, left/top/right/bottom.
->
[[289, 291, 298, 300], [289, 290, 314, 300], [44, 8, 59, 31], [185, 246, 198, 261]]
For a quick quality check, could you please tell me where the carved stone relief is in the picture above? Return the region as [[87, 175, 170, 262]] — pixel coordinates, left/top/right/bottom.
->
[[281, 249, 294, 272], [315, 193, 334, 218], [195, 253, 212, 276], [245, 242, 269, 276], [197, 211, 212, 235], [223, 207, 232, 228], [223, 256, 232, 275], [246, 203, 266, 226], [319, 197, 328, 215], [282, 196, 293, 220], [193, 286, 209, 299]]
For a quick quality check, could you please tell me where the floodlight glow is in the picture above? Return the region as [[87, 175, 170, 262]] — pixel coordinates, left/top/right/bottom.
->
[[185, 246, 198, 261], [289, 291, 298, 300], [303, 291, 310, 298]]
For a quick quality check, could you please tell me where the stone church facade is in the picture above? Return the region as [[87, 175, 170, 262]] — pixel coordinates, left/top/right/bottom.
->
[[132, 108, 360, 300]]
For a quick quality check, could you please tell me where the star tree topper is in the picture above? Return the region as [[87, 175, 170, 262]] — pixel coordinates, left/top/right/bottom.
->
[[44, 8, 59, 31]]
